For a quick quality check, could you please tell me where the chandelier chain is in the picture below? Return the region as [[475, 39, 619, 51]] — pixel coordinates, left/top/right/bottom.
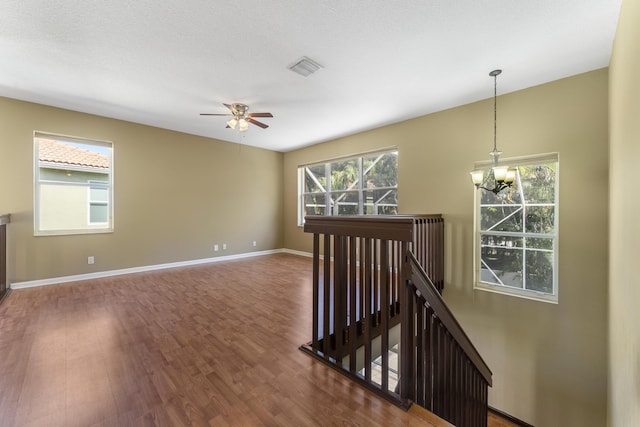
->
[[493, 72, 497, 153]]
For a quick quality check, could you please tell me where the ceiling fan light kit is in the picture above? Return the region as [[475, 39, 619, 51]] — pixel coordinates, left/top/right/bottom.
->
[[200, 103, 273, 132]]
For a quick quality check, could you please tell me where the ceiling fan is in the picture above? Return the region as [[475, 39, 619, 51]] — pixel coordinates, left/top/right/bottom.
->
[[200, 103, 273, 131]]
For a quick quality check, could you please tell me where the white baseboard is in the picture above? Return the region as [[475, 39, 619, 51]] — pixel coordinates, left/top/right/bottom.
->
[[280, 248, 313, 258], [11, 248, 312, 290]]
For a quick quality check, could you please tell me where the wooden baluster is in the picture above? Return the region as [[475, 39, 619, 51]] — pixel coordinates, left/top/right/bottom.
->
[[349, 236, 357, 373], [422, 219, 428, 274], [444, 331, 451, 421], [390, 241, 396, 317], [425, 306, 433, 410], [415, 298, 425, 405], [438, 218, 442, 290], [450, 337, 456, 423], [482, 376, 488, 427], [312, 233, 320, 351], [443, 331, 452, 420], [364, 237, 372, 381], [455, 344, 462, 425], [437, 219, 441, 290], [380, 239, 389, 392], [414, 219, 420, 271], [359, 237, 365, 342], [323, 234, 331, 358], [465, 353, 471, 425], [476, 370, 482, 426], [373, 239, 379, 326], [438, 325, 446, 416], [470, 367, 476, 425], [334, 235, 345, 364], [430, 219, 435, 290], [396, 241, 403, 314]]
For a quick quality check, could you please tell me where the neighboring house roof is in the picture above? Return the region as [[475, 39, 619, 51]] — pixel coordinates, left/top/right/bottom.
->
[[38, 139, 109, 169]]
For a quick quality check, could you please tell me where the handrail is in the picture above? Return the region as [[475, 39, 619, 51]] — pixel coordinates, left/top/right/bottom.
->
[[408, 252, 492, 385], [304, 214, 442, 241]]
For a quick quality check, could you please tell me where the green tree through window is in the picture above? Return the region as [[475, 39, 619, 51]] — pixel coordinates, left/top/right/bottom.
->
[[475, 154, 558, 302], [299, 150, 398, 224]]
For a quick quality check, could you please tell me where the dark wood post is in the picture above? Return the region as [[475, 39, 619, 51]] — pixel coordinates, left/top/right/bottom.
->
[[399, 242, 414, 402], [0, 214, 10, 303]]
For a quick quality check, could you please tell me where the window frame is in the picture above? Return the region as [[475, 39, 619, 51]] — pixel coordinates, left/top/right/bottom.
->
[[34, 131, 114, 236], [472, 152, 559, 303], [298, 148, 398, 225]]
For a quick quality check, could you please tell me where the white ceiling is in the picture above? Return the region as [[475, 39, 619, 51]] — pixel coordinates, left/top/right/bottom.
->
[[0, 0, 622, 152]]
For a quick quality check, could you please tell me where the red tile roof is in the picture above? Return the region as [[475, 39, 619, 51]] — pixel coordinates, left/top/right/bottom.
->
[[38, 139, 109, 169]]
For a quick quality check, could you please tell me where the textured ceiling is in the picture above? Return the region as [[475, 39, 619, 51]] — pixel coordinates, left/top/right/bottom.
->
[[0, 0, 622, 152]]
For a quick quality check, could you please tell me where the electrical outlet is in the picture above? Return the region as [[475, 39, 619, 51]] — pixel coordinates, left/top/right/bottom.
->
[[222, 243, 227, 250], [214, 244, 219, 252], [88, 256, 94, 265], [252, 241, 257, 247]]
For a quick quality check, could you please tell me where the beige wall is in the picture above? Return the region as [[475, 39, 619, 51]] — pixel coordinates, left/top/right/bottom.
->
[[609, 0, 640, 424], [284, 69, 609, 426], [0, 97, 284, 283]]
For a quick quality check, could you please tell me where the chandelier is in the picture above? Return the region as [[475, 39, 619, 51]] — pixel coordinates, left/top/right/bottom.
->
[[470, 69, 517, 194]]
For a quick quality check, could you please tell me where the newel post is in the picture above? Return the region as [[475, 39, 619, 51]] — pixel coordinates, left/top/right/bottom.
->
[[399, 242, 414, 403]]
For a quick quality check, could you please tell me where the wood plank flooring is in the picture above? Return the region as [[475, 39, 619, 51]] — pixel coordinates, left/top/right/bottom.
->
[[0, 254, 439, 427], [487, 412, 521, 427]]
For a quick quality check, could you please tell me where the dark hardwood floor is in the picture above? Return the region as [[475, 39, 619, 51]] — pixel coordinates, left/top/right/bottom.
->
[[0, 253, 440, 427]]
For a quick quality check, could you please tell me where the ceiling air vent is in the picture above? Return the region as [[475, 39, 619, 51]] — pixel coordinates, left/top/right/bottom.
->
[[288, 56, 323, 77]]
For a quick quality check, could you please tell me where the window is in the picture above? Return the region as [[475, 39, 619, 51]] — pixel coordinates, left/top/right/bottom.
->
[[34, 132, 113, 235], [298, 149, 398, 225], [473, 153, 559, 303], [88, 181, 109, 224]]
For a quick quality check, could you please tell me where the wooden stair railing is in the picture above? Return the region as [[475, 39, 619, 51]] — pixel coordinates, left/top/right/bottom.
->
[[405, 251, 492, 426], [299, 215, 492, 427]]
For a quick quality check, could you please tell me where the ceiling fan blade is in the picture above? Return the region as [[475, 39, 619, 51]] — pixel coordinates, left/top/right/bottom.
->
[[247, 118, 269, 129], [247, 112, 273, 118], [200, 113, 233, 116]]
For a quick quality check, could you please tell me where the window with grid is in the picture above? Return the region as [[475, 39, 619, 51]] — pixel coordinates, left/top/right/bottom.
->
[[34, 132, 113, 235], [298, 149, 398, 225], [474, 153, 559, 303]]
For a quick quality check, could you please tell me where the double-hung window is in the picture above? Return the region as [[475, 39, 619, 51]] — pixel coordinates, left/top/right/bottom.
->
[[88, 180, 110, 224], [298, 149, 398, 225], [34, 132, 114, 235], [473, 153, 559, 303]]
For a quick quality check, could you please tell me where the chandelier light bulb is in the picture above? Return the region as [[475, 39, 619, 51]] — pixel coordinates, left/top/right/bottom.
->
[[470, 171, 484, 187], [227, 118, 238, 129]]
